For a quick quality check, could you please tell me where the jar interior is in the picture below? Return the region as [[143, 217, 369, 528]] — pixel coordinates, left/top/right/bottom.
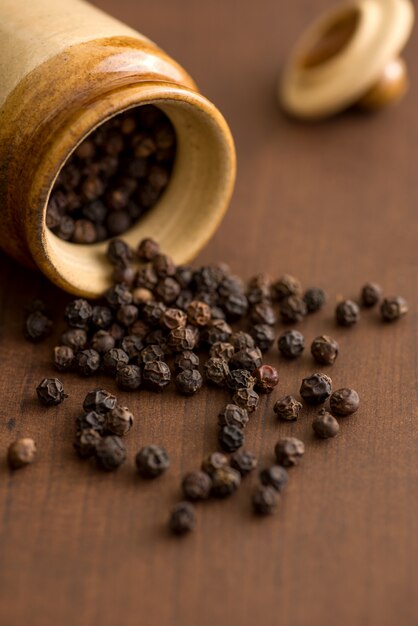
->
[[299, 7, 360, 69], [46, 105, 177, 244]]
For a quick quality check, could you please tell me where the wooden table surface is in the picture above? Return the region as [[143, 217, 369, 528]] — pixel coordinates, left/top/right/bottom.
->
[[1, 1, 417, 625]]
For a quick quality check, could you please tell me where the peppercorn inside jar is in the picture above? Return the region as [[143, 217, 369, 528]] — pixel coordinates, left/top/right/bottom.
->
[[46, 105, 177, 244]]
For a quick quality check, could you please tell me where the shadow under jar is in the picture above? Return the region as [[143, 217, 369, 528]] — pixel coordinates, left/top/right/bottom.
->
[[0, 0, 236, 298]]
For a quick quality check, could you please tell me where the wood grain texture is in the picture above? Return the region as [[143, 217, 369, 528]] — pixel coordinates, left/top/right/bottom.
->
[[0, 1, 417, 625]]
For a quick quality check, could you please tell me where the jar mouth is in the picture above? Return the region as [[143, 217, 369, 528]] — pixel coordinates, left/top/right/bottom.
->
[[27, 82, 236, 298]]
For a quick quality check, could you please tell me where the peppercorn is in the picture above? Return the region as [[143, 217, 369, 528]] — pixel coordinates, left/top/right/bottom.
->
[[272, 274, 302, 301], [360, 282, 382, 307], [106, 283, 133, 308], [303, 287, 326, 313], [186, 300, 212, 326], [311, 335, 339, 365], [7, 438, 37, 469], [175, 369, 203, 395], [152, 253, 176, 278], [335, 300, 360, 327], [96, 435, 127, 471], [77, 411, 106, 434], [83, 389, 117, 414], [37, 378, 67, 406], [275, 437, 305, 467], [167, 327, 197, 352], [252, 485, 278, 515], [74, 428, 102, 458], [116, 364, 142, 390], [182, 471, 212, 500], [64, 299, 93, 329], [106, 238, 133, 268], [105, 405, 134, 436], [220, 292, 249, 320], [218, 404, 249, 429], [72, 219, 97, 243], [144, 330, 168, 350], [61, 328, 88, 352], [137, 237, 160, 261], [169, 502, 196, 535], [91, 306, 113, 329], [201, 452, 228, 476], [226, 369, 255, 391], [53, 345, 74, 372], [230, 449, 257, 476], [143, 360, 171, 391], [280, 296, 307, 324], [250, 302, 277, 326], [109, 323, 126, 342], [211, 466, 241, 498], [175, 265, 194, 289], [202, 319, 232, 346], [274, 395, 303, 421], [209, 342, 234, 361], [246, 273, 272, 305], [249, 324, 275, 352], [204, 357, 230, 386], [155, 277, 181, 304], [91, 330, 115, 354], [329, 388, 360, 416], [117, 304, 139, 327], [25, 310, 52, 342], [260, 465, 289, 491], [232, 388, 259, 413], [229, 347, 263, 372], [174, 351, 200, 372], [253, 364, 279, 394], [300, 373, 332, 405], [312, 410, 340, 438], [218, 424, 245, 452], [120, 335, 144, 359], [380, 296, 408, 322], [75, 349, 101, 376], [139, 344, 165, 364], [278, 329, 305, 359], [135, 445, 170, 478], [161, 308, 187, 330], [230, 331, 255, 352], [103, 348, 130, 375]]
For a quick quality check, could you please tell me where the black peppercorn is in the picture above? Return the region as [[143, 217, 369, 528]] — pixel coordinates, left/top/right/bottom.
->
[[250, 301, 277, 326], [117, 304, 139, 327], [329, 388, 360, 416], [120, 335, 144, 360], [226, 369, 255, 391], [211, 466, 241, 498], [77, 411, 106, 434], [135, 445, 170, 478], [249, 324, 275, 352], [91, 305, 113, 330], [143, 360, 171, 391], [37, 378, 67, 406], [272, 274, 302, 301], [7, 438, 37, 469], [380, 296, 408, 322], [96, 435, 127, 471], [300, 373, 332, 405], [218, 424, 245, 452], [105, 405, 134, 436], [91, 330, 115, 354], [116, 364, 142, 390], [174, 351, 200, 372], [169, 502, 196, 535], [278, 329, 305, 359], [201, 452, 228, 476], [275, 437, 305, 467], [335, 300, 360, 327], [303, 287, 326, 313], [202, 319, 232, 346], [232, 388, 259, 413], [137, 237, 160, 261], [273, 395, 302, 421], [209, 342, 234, 361], [152, 253, 176, 278], [204, 357, 230, 386], [64, 299, 93, 329], [103, 348, 130, 375], [106, 283, 133, 308], [187, 300, 212, 326], [312, 410, 340, 438], [253, 365, 279, 394], [155, 277, 181, 304], [75, 349, 101, 376], [106, 238, 133, 268], [182, 471, 212, 500], [53, 345, 74, 372], [61, 328, 88, 352], [230, 449, 257, 476], [280, 296, 307, 324], [230, 331, 255, 352], [25, 310, 52, 342], [139, 344, 165, 364], [167, 327, 197, 352], [83, 389, 117, 414], [252, 485, 278, 515], [218, 404, 249, 429], [229, 347, 263, 372], [74, 428, 102, 458], [260, 465, 289, 492], [161, 308, 187, 331], [311, 335, 339, 365], [175, 369, 203, 395], [360, 282, 382, 307]]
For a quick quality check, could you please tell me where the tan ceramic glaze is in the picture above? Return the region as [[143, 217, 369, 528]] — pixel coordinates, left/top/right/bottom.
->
[[280, 0, 414, 120], [0, 0, 236, 297]]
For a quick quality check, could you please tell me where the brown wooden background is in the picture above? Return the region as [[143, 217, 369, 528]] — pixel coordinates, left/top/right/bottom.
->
[[0, 1, 417, 625]]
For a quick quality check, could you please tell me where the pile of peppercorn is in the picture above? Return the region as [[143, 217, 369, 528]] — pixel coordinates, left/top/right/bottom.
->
[[46, 106, 176, 243], [21, 236, 408, 535]]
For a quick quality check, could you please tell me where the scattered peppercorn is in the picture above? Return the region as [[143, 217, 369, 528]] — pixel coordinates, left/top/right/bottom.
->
[[25, 310, 52, 342], [218, 404, 249, 429], [278, 329, 305, 359], [201, 452, 228, 476], [135, 445, 170, 478], [7, 438, 37, 469], [260, 465, 288, 492], [380, 296, 408, 322], [74, 428, 102, 458], [83, 389, 117, 414], [218, 424, 245, 452], [300, 373, 332, 405], [335, 299, 360, 327], [253, 364, 279, 394], [280, 296, 307, 324], [273, 395, 303, 421], [209, 342, 234, 361], [175, 369, 203, 395], [53, 345, 74, 371], [272, 274, 302, 301], [312, 410, 340, 438], [303, 287, 326, 313], [36, 378, 67, 406], [77, 411, 106, 434], [169, 502, 196, 535], [65, 299, 93, 329], [275, 437, 305, 467], [249, 324, 275, 352], [252, 485, 278, 515], [103, 347, 129, 374], [226, 369, 255, 391], [105, 405, 134, 436], [360, 282, 382, 307], [311, 335, 339, 365], [75, 349, 101, 376], [143, 360, 171, 391], [230, 449, 258, 476], [204, 357, 230, 386], [95, 435, 127, 471], [329, 388, 360, 416], [116, 364, 142, 390], [174, 351, 200, 372], [182, 471, 212, 500], [211, 466, 241, 498], [233, 387, 260, 413]]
